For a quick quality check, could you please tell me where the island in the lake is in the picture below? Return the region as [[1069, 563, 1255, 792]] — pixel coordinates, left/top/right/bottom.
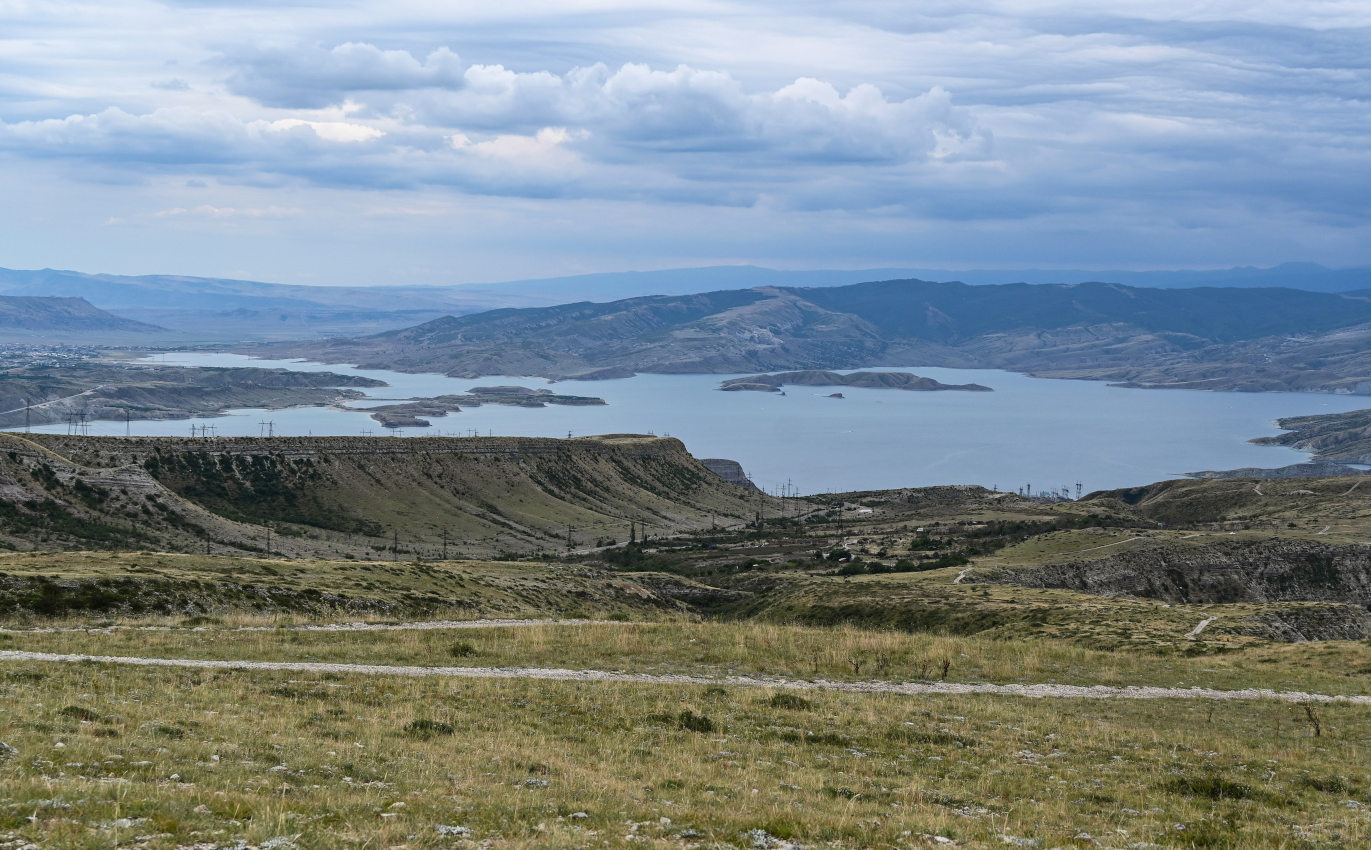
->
[[719, 370, 992, 393], [364, 385, 606, 428]]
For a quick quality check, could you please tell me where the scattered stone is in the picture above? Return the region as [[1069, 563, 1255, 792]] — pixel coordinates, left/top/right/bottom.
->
[[436, 825, 472, 836], [747, 828, 800, 849], [521, 778, 549, 788]]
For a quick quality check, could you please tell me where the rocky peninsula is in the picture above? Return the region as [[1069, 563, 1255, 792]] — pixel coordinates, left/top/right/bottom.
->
[[365, 385, 606, 428]]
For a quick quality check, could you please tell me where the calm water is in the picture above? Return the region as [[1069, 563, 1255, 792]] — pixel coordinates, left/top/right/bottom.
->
[[35, 352, 1371, 495]]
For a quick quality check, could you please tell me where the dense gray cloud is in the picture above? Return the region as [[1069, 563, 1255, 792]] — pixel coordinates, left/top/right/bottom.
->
[[0, 0, 1367, 281], [227, 43, 466, 108], [0, 52, 988, 209]]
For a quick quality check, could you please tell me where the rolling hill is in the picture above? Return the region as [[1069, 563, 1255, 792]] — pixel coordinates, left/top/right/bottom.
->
[[267, 279, 1371, 393]]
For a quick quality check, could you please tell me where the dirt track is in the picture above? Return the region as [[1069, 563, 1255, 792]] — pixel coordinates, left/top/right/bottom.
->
[[0, 618, 612, 635], [3, 649, 1368, 705]]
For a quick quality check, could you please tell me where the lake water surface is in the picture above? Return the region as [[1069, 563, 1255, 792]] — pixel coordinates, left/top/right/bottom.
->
[[35, 352, 1371, 495]]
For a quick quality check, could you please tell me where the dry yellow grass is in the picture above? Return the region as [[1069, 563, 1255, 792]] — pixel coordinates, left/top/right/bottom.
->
[[1, 656, 1368, 849]]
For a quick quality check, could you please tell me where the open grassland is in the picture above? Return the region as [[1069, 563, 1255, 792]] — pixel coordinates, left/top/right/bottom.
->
[[732, 569, 1366, 653], [0, 552, 683, 621], [4, 620, 1371, 699], [1086, 475, 1371, 541], [6, 457, 1371, 847], [1, 657, 1369, 849]]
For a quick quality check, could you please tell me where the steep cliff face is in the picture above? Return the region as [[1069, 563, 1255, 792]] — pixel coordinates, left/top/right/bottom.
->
[[1243, 604, 1371, 641], [1, 434, 775, 557], [993, 539, 1371, 606], [699, 458, 758, 490]]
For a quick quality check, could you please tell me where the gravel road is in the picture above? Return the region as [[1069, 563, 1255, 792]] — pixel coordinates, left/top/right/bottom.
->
[[0, 618, 612, 635], [2, 649, 1367, 705]]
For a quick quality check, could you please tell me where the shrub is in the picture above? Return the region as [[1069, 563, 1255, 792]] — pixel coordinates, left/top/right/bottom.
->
[[59, 705, 100, 722], [677, 710, 715, 733], [768, 693, 813, 711], [403, 718, 455, 738]]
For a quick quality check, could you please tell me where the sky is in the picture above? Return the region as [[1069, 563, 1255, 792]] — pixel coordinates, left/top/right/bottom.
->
[[1, 1, 1369, 285]]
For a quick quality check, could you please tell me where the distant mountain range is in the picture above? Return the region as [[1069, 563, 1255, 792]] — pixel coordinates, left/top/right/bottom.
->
[[0, 267, 504, 341], [472, 261, 1371, 302], [0, 294, 162, 338], [265, 279, 1371, 393], [3, 262, 1369, 342]]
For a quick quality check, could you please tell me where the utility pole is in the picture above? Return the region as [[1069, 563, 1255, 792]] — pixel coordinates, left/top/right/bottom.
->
[[393, 528, 399, 561], [24, 399, 30, 433], [441, 529, 449, 560], [264, 524, 271, 557]]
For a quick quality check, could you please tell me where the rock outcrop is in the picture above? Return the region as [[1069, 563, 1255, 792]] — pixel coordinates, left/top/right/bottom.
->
[[993, 539, 1371, 607]]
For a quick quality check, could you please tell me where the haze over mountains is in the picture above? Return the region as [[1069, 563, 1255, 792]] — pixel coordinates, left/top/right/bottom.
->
[[0, 294, 163, 340], [3, 262, 1370, 342]]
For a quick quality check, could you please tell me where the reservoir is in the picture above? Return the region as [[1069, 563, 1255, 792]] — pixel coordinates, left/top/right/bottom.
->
[[34, 352, 1371, 495]]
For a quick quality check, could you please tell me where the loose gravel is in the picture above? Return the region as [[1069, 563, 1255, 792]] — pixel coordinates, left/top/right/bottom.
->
[[2, 649, 1368, 705]]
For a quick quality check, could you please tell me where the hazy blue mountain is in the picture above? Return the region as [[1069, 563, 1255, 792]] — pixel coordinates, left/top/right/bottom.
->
[[0, 267, 515, 340], [459, 262, 1371, 302], [0, 294, 163, 337], [5, 262, 1369, 342]]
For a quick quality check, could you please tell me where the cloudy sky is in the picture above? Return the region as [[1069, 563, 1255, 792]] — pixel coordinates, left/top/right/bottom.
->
[[2, 1, 1368, 285]]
